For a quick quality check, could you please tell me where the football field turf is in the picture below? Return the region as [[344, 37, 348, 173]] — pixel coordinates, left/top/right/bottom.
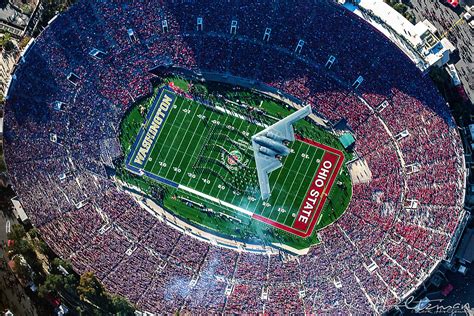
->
[[125, 86, 344, 238]]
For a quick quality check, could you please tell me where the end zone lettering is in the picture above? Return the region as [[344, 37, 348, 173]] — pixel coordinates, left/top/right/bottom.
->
[[129, 89, 175, 168], [293, 152, 339, 232], [252, 138, 344, 239]]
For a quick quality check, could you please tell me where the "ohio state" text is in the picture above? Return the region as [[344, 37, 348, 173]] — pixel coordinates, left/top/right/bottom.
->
[[292, 152, 339, 232]]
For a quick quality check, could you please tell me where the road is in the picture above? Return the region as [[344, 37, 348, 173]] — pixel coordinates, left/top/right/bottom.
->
[[410, 0, 474, 101]]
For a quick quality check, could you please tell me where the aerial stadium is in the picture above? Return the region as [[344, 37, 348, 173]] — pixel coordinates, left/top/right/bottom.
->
[[1, 0, 468, 314]]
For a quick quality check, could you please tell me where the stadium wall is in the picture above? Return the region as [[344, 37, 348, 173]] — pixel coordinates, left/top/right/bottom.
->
[[445, 210, 470, 262]]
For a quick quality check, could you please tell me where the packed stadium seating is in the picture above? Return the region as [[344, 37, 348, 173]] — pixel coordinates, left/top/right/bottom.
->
[[3, 0, 465, 313]]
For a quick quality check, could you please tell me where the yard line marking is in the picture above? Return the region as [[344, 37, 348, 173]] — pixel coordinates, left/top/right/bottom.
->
[[191, 110, 229, 186], [154, 97, 193, 175], [162, 100, 203, 180], [176, 102, 229, 185], [151, 97, 196, 175], [284, 148, 326, 225], [205, 113, 239, 200], [168, 102, 209, 185], [226, 122, 258, 210], [181, 107, 223, 188], [275, 146, 316, 224], [280, 147, 323, 225], [253, 141, 304, 219], [291, 152, 342, 233], [268, 143, 313, 222], [218, 112, 251, 205], [147, 96, 184, 172], [178, 184, 254, 217]]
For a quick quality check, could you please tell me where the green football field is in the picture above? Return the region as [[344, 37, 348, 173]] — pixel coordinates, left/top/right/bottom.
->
[[119, 77, 352, 249], [124, 83, 346, 239]]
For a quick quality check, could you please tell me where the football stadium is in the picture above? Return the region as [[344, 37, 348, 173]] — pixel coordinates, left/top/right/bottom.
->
[[1, 0, 469, 314]]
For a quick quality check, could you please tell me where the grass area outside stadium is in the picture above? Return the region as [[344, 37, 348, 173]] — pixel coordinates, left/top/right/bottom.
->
[[117, 76, 353, 251]]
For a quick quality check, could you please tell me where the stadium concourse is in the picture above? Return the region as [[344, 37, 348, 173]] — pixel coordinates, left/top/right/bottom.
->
[[2, 0, 466, 314]]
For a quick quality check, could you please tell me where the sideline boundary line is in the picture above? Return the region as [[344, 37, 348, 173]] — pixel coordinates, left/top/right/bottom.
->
[[124, 90, 345, 238]]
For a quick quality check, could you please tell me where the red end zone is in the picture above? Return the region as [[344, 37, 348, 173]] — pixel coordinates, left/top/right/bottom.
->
[[252, 136, 344, 238]]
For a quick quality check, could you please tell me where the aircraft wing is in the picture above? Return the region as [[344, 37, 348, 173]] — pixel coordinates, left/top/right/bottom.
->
[[253, 144, 282, 200], [251, 105, 312, 199], [269, 121, 295, 142], [254, 105, 312, 141]]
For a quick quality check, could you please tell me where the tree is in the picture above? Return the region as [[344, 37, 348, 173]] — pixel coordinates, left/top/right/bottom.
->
[[0, 34, 16, 53], [39, 273, 63, 297], [4, 39, 17, 53], [36, 239, 50, 255], [7, 223, 26, 241], [51, 258, 73, 272], [393, 3, 408, 14], [21, 4, 33, 16], [404, 11, 416, 24], [38, 257, 78, 298], [18, 36, 31, 50], [13, 255, 31, 281], [37, 0, 76, 36], [29, 227, 40, 239], [52, 259, 77, 290], [63, 273, 77, 292], [11, 238, 33, 257], [110, 295, 135, 315], [0, 32, 11, 46], [77, 271, 104, 302]]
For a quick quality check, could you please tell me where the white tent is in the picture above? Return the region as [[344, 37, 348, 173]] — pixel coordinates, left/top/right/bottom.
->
[[11, 197, 29, 223]]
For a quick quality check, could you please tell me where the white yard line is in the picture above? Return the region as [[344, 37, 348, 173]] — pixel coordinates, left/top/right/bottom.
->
[[162, 100, 202, 179], [279, 145, 318, 224], [204, 114, 239, 198], [249, 142, 302, 217], [154, 98, 192, 175], [147, 97, 184, 172], [218, 114, 250, 204], [286, 150, 328, 225], [178, 184, 254, 217], [269, 144, 312, 222], [191, 111, 229, 184], [181, 109, 221, 187], [241, 126, 264, 212], [167, 105, 209, 185], [215, 105, 267, 128]]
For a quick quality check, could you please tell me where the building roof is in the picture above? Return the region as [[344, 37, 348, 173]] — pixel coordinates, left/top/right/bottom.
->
[[339, 133, 355, 148], [11, 197, 29, 222], [343, 0, 455, 72], [0, 3, 28, 28]]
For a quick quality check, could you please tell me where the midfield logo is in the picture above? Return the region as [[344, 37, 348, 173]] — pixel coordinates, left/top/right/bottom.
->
[[222, 149, 249, 171]]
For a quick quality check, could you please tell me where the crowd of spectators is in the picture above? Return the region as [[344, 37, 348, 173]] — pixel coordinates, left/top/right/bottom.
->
[[2, 0, 466, 314]]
